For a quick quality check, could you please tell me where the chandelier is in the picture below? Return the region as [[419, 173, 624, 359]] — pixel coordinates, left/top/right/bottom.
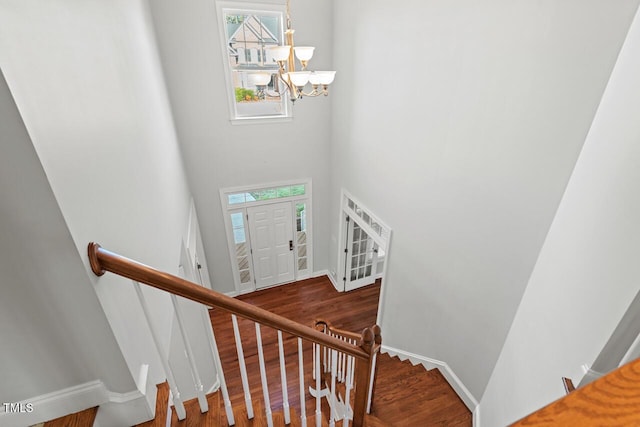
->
[[250, 0, 336, 103]]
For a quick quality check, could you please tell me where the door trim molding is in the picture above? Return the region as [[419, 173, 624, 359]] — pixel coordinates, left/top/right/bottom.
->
[[220, 179, 313, 294], [336, 189, 392, 290]]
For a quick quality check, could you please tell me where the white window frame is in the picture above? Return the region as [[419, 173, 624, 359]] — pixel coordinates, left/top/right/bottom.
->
[[220, 179, 313, 294], [216, 1, 292, 124]]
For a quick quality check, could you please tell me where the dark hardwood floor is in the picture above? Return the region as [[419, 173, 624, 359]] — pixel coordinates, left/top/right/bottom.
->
[[208, 276, 381, 423], [206, 276, 471, 426], [40, 406, 97, 427], [45, 276, 469, 427]]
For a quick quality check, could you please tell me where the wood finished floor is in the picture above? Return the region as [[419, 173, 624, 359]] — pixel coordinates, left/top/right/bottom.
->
[[38, 406, 97, 427], [38, 277, 469, 426], [204, 276, 471, 426], [208, 276, 381, 423]]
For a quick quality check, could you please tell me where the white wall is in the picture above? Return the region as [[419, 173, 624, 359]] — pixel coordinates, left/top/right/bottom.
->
[[0, 0, 195, 410], [479, 6, 640, 425], [0, 69, 136, 425], [147, 0, 333, 294], [330, 0, 639, 401]]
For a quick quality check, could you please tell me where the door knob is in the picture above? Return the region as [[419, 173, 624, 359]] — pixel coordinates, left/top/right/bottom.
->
[[289, 240, 293, 251]]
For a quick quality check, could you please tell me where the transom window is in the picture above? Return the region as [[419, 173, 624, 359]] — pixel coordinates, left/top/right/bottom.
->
[[227, 184, 306, 206]]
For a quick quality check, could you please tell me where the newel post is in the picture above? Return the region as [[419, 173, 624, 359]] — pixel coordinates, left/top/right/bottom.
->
[[353, 326, 376, 427], [367, 325, 382, 413]]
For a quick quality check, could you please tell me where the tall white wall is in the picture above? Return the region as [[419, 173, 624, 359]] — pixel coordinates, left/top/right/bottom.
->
[[479, 6, 640, 425], [330, 0, 639, 400], [0, 69, 135, 426], [147, 0, 332, 294], [0, 0, 195, 407]]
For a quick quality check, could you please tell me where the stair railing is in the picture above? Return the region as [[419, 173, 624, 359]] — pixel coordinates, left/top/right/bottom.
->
[[88, 243, 379, 427], [313, 320, 381, 425]]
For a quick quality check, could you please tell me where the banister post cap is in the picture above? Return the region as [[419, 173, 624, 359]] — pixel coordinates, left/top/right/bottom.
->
[[360, 327, 375, 353]]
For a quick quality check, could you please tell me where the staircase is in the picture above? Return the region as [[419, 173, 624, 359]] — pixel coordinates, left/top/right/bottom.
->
[[135, 349, 471, 426], [31, 242, 640, 426], [137, 381, 385, 426], [85, 243, 472, 426], [88, 243, 382, 427]]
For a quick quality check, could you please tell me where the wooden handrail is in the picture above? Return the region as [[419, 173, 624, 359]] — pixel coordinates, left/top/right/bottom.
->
[[315, 318, 382, 360], [87, 243, 370, 360], [315, 319, 363, 341], [511, 357, 640, 426]]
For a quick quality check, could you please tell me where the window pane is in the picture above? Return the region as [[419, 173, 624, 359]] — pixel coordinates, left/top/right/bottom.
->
[[298, 245, 307, 257], [250, 188, 278, 201], [291, 184, 305, 196], [228, 193, 246, 204], [222, 8, 289, 120], [276, 186, 291, 197], [240, 269, 251, 283], [296, 203, 306, 232], [231, 213, 246, 244]]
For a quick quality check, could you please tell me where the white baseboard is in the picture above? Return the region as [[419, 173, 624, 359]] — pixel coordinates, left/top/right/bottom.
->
[[579, 367, 605, 387], [473, 404, 480, 427], [314, 269, 342, 292], [94, 387, 153, 427], [0, 379, 153, 427], [225, 290, 240, 297], [381, 345, 479, 413]]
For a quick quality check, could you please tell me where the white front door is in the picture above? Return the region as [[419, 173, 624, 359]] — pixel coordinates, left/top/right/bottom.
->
[[247, 201, 295, 289], [344, 216, 378, 291]]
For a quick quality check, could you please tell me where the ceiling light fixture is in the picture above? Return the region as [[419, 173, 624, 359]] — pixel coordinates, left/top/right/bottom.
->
[[266, 0, 336, 102]]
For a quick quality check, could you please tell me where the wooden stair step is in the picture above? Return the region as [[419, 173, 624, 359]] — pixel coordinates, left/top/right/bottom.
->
[[364, 413, 391, 427], [169, 389, 221, 426]]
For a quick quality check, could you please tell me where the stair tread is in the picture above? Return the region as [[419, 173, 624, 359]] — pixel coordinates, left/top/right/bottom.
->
[[169, 390, 220, 426]]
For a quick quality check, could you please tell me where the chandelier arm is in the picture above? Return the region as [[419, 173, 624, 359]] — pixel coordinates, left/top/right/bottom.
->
[[299, 89, 319, 97]]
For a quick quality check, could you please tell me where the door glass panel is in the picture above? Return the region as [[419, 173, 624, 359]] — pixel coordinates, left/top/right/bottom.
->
[[348, 222, 374, 284], [230, 212, 252, 284], [295, 202, 308, 273]]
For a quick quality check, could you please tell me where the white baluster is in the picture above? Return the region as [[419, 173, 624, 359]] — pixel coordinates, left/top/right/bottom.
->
[[341, 337, 347, 383], [298, 338, 307, 427], [315, 342, 321, 427], [171, 295, 208, 413], [199, 307, 234, 425], [329, 349, 337, 427], [343, 353, 353, 425], [349, 339, 356, 388], [133, 282, 186, 420], [232, 315, 254, 419], [255, 323, 273, 427], [367, 352, 378, 414], [337, 339, 343, 382], [312, 342, 316, 380], [324, 341, 328, 373], [277, 331, 291, 424]]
